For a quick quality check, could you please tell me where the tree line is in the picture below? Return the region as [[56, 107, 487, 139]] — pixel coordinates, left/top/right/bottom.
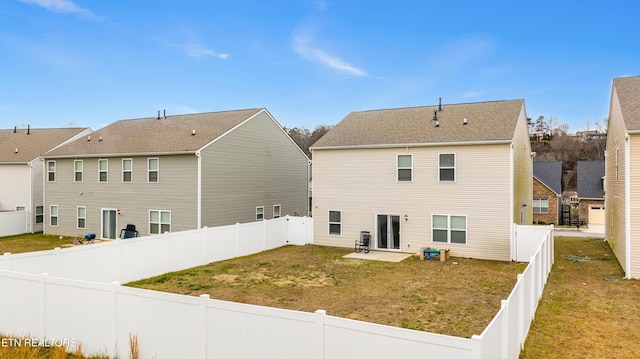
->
[[284, 125, 333, 158]]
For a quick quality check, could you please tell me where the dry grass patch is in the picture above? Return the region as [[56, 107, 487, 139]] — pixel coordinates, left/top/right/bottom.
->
[[521, 236, 640, 358], [128, 245, 526, 338], [0, 233, 78, 254]]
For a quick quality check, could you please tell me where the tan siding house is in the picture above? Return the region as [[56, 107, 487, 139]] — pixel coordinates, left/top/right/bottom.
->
[[43, 109, 309, 239], [311, 100, 532, 261], [605, 76, 640, 278], [0, 127, 92, 233]]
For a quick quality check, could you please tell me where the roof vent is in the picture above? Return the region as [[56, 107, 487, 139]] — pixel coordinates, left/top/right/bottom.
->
[[192, 129, 196, 136], [27, 125, 30, 135], [463, 118, 468, 125], [99, 136, 103, 141], [15, 148, 18, 154], [13, 126, 16, 134], [435, 120, 439, 128], [433, 110, 438, 122], [87, 135, 91, 141], [438, 97, 443, 112], [164, 109, 166, 119], [157, 110, 161, 120]]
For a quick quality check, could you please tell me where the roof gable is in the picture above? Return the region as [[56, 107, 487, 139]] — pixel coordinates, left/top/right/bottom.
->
[[533, 161, 563, 194], [577, 161, 605, 198], [612, 76, 640, 131], [311, 99, 524, 149], [0, 127, 90, 163], [45, 109, 264, 157]]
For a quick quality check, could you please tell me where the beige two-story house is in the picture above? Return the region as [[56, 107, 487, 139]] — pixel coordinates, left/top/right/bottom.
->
[[311, 99, 533, 261], [605, 75, 640, 279], [43, 109, 309, 239], [0, 127, 92, 233]]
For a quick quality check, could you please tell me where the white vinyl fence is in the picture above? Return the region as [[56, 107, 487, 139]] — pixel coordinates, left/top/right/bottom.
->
[[0, 221, 553, 359], [0, 210, 27, 237]]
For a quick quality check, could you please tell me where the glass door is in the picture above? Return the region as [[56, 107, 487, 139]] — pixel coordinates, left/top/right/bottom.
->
[[377, 214, 400, 250], [102, 209, 117, 239]]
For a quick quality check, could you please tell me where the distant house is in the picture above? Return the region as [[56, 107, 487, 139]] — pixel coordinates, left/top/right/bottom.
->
[[532, 161, 562, 225], [0, 127, 92, 233], [605, 75, 640, 278], [311, 99, 533, 261], [42, 109, 309, 239], [577, 161, 605, 226]]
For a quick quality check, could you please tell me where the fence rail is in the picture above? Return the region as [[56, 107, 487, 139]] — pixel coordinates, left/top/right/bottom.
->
[[0, 221, 553, 359]]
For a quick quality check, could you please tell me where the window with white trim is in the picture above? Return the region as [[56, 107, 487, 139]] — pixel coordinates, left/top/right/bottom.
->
[[273, 204, 281, 218], [397, 154, 412, 182], [432, 214, 466, 244], [148, 158, 159, 183], [98, 159, 108, 182], [533, 198, 549, 214], [74, 160, 83, 182], [122, 159, 132, 183], [77, 206, 86, 229], [439, 153, 455, 182], [47, 161, 56, 182], [50, 205, 59, 227], [149, 210, 171, 234], [256, 206, 264, 220], [329, 210, 342, 235]]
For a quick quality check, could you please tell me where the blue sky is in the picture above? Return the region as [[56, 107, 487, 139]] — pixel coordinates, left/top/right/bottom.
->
[[1, 1, 638, 133]]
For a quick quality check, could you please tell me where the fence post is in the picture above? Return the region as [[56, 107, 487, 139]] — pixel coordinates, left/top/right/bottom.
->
[[516, 274, 525, 350], [315, 309, 326, 359], [110, 281, 120, 357], [500, 300, 509, 359], [200, 294, 210, 358], [2, 252, 11, 271], [470, 334, 483, 359], [40, 273, 49, 339]]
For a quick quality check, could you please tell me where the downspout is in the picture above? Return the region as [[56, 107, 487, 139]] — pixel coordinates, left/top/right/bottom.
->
[[196, 151, 202, 229], [510, 143, 515, 261], [41, 158, 46, 234], [28, 161, 33, 233], [625, 135, 631, 278]]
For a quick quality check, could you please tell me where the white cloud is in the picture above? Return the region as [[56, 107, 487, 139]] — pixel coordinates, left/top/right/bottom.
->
[[313, 1, 329, 11], [182, 43, 230, 60], [20, 0, 99, 21], [292, 32, 367, 77]]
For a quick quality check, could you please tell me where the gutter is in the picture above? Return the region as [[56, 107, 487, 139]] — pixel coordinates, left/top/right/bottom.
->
[[311, 139, 512, 151], [43, 151, 198, 159]]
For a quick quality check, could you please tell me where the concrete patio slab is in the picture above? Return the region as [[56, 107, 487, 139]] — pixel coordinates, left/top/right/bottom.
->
[[343, 250, 414, 262]]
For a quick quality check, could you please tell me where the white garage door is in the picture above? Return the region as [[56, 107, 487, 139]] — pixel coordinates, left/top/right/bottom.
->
[[589, 205, 605, 225]]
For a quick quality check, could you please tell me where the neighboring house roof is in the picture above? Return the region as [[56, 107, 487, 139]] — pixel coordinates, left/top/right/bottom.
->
[[577, 161, 605, 199], [533, 161, 563, 195], [44, 109, 264, 157], [613, 76, 640, 131], [311, 99, 525, 149], [0, 127, 90, 163]]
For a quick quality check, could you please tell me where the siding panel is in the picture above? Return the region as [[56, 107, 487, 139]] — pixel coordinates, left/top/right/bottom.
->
[[313, 144, 513, 261]]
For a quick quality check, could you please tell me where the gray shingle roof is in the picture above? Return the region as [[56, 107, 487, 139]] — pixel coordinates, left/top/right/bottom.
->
[[44, 109, 264, 157], [613, 76, 640, 131], [0, 127, 90, 163], [577, 161, 605, 199], [533, 161, 563, 194], [311, 99, 525, 149]]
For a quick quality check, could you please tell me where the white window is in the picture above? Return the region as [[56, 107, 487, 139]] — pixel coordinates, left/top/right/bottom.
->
[[149, 210, 171, 234], [35, 206, 43, 224], [273, 204, 281, 219], [50, 205, 59, 227], [77, 206, 86, 229], [98, 159, 108, 182], [122, 159, 132, 183], [74, 160, 83, 182], [47, 161, 56, 182], [533, 198, 549, 214], [256, 206, 264, 220], [329, 210, 342, 236], [439, 154, 455, 182], [16, 206, 26, 211], [397, 154, 412, 182], [432, 214, 466, 244], [148, 158, 159, 183]]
